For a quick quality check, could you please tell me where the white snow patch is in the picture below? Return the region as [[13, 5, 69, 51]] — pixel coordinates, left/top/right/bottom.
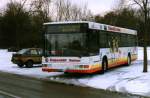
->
[[138, 47, 150, 60], [125, 80, 150, 94], [78, 61, 150, 96]]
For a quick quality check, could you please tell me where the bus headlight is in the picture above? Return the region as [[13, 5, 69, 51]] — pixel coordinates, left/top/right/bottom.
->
[[79, 65, 89, 68], [42, 64, 48, 67]]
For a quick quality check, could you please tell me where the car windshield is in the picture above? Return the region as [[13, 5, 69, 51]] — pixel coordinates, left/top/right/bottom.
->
[[17, 49, 28, 54]]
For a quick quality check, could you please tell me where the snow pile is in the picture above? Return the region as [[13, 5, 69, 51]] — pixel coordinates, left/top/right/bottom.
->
[[0, 50, 14, 66]]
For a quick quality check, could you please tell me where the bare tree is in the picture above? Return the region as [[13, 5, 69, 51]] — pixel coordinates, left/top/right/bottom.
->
[[9, 0, 28, 14], [54, 0, 93, 21], [64, 0, 71, 20], [8, 0, 28, 48], [29, 0, 51, 21], [80, 4, 93, 21]]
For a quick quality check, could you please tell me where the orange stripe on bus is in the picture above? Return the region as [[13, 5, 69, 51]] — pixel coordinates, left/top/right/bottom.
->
[[65, 68, 102, 73], [42, 67, 61, 72]]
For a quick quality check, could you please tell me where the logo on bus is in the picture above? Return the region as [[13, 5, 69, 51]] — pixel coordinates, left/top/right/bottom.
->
[[108, 26, 121, 32], [109, 36, 119, 53], [45, 58, 80, 63]]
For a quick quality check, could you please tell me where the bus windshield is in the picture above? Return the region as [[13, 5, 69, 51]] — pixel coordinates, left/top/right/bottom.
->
[[45, 33, 88, 56]]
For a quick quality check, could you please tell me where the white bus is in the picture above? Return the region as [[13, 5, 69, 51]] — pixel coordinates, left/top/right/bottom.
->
[[42, 21, 137, 74]]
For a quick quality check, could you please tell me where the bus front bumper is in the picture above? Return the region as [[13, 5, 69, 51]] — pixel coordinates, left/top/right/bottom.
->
[[64, 68, 101, 74], [42, 67, 101, 74]]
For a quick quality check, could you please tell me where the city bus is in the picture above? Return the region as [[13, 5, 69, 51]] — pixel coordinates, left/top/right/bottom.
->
[[42, 21, 137, 74]]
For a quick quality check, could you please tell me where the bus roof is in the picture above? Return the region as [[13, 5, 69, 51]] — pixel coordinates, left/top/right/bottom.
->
[[44, 21, 137, 35]]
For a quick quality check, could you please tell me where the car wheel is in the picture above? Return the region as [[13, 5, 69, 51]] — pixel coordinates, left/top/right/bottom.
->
[[26, 60, 33, 68], [17, 61, 24, 67]]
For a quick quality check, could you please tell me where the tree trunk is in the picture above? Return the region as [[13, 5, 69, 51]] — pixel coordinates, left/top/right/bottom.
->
[[143, 44, 148, 72], [143, 1, 148, 72]]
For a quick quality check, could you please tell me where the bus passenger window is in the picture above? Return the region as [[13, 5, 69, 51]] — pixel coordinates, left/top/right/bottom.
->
[[87, 30, 99, 54], [99, 31, 107, 48]]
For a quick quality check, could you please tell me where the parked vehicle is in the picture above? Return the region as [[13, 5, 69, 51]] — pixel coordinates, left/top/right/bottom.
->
[[11, 48, 43, 68]]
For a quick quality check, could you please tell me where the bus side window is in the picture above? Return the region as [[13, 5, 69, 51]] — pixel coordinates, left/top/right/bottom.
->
[[131, 35, 137, 46], [107, 32, 119, 52], [107, 33, 114, 52], [120, 34, 127, 47], [99, 31, 107, 48], [135, 35, 138, 46], [87, 30, 99, 54], [114, 33, 120, 52]]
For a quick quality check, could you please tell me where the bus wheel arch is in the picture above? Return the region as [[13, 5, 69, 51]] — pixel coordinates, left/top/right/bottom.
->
[[101, 56, 108, 73]]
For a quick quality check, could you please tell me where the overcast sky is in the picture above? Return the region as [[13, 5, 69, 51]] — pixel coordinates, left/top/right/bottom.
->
[[0, 0, 117, 15], [71, 0, 117, 15]]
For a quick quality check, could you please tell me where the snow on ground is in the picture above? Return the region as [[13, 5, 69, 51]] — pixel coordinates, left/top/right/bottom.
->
[[78, 61, 150, 96], [1, 47, 150, 97]]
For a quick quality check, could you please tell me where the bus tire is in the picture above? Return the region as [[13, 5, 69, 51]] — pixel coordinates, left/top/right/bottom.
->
[[102, 57, 108, 73], [126, 54, 131, 66]]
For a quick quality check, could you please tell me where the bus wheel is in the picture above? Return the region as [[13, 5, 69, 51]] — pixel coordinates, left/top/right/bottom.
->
[[127, 55, 131, 66], [102, 58, 108, 73]]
